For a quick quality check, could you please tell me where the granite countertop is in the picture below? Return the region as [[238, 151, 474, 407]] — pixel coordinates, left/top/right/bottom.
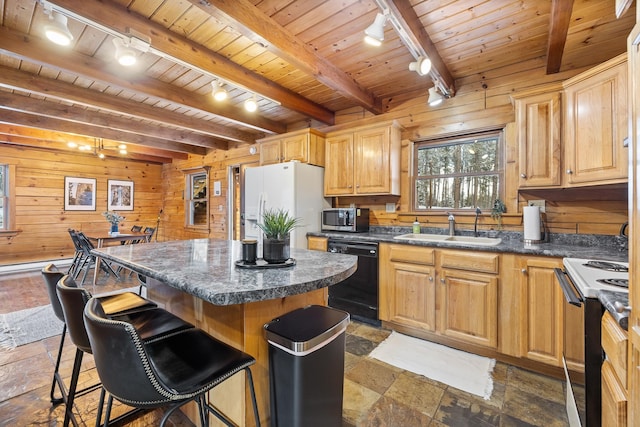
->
[[92, 239, 357, 306], [599, 290, 630, 331], [309, 226, 629, 262]]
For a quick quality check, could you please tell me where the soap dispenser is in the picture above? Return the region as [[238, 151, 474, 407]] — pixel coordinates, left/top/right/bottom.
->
[[412, 217, 421, 234]]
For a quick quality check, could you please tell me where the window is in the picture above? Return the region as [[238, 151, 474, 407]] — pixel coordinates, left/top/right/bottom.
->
[[185, 171, 208, 227], [413, 131, 503, 211], [0, 165, 8, 230]]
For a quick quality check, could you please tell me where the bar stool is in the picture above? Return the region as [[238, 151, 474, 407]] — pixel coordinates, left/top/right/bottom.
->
[[84, 297, 261, 427], [55, 274, 193, 427]]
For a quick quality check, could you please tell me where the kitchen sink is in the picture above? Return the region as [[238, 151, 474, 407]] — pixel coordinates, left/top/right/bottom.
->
[[393, 233, 502, 246]]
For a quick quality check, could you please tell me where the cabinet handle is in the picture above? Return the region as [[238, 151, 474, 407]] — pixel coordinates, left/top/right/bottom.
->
[[440, 278, 446, 284], [520, 173, 527, 179], [429, 276, 433, 282], [566, 169, 573, 174], [521, 269, 527, 274]]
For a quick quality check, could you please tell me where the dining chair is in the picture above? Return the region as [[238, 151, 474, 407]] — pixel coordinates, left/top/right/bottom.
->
[[84, 297, 261, 427], [73, 231, 119, 285], [66, 229, 85, 277], [55, 274, 193, 427]]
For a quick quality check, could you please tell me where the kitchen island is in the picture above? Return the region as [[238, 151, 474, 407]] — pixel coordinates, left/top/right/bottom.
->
[[92, 238, 357, 427]]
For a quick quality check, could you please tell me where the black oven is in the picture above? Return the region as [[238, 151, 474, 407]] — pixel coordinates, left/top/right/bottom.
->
[[326, 239, 379, 326]]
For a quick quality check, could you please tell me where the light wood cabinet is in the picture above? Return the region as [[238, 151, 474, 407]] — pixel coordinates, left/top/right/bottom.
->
[[514, 55, 628, 189], [512, 85, 562, 188], [379, 244, 498, 349], [324, 121, 401, 196], [307, 236, 328, 252], [257, 128, 325, 166], [517, 256, 564, 366], [563, 54, 628, 186], [601, 311, 628, 427]]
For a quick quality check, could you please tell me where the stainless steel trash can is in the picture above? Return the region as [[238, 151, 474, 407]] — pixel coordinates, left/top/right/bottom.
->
[[264, 305, 350, 427]]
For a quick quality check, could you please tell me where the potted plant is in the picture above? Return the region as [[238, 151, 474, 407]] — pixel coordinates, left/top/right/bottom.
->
[[102, 211, 125, 235], [490, 199, 506, 230], [257, 208, 301, 263]]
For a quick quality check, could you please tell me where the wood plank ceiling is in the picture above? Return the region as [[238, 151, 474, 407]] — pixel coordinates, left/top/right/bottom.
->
[[0, 0, 635, 163]]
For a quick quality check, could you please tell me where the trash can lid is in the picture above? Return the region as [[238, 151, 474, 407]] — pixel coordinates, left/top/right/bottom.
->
[[264, 305, 350, 355]]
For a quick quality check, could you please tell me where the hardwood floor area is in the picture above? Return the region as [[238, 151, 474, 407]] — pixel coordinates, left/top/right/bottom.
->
[[0, 267, 570, 426]]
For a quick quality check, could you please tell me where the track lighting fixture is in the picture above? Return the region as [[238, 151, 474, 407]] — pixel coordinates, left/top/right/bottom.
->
[[364, 12, 387, 46], [428, 86, 444, 107], [409, 57, 432, 76], [244, 95, 258, 113], [212, 80, 228, 101], [113, 38, 138, 66], [42, 5, 73, 46]]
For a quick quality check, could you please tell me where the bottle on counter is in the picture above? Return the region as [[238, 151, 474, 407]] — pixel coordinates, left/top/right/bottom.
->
[[413, 217, 421, 234]]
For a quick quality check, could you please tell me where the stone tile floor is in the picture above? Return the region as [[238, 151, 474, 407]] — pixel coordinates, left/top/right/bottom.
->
[[0, 268, 569, 426]]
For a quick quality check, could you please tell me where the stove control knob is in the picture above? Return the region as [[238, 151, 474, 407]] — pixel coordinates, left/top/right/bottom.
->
[[614, 301, 631, 313]]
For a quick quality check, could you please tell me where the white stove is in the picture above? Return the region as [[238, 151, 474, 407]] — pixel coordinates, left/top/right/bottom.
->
[[563, 258, 629, 299]]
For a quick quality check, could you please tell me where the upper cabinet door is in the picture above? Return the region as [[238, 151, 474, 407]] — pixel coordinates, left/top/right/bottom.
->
[[324, 133, 354, 195], [514, 88, 562, 188], [564, 56, 628, 186]]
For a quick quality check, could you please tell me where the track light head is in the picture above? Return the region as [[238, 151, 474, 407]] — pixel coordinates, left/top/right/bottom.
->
[[212, 81, 228, 101], [113, 38, 138, 66], [428, 86, 444, 107], [409, 57, 432, 76], [43, 10, 73, 46], [244, 95, 258, 113], [364, 13, 387, 46]]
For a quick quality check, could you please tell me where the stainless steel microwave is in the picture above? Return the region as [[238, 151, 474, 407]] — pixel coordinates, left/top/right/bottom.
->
[[322, 208, 369, 232]]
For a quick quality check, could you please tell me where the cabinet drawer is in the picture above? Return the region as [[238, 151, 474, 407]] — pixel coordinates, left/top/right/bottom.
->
[[602, 359, 627, 427], [602, 311, 628, 388], [439, 250, 499, 274], [386, 244, 435, 265]]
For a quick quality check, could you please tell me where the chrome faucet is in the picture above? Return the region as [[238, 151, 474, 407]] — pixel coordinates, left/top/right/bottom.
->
[[447, 213, 455, 236], [474, 207, 481, 237]]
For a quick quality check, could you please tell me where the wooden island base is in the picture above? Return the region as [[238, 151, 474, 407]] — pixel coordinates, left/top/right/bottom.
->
[[147, 277, 328, 427]]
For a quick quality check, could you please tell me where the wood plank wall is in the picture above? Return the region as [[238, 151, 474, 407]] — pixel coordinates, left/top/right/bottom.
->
[[1, 53, 629, 266], [0, 144, 163, 265]]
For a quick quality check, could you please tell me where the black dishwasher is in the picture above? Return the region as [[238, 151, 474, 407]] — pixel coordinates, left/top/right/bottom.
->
[[327, 239, 380, 326]]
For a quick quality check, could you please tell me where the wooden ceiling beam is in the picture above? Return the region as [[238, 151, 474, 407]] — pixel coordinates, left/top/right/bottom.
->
[[0, 110, 207, 155], [187, 0, 383, 114], [387, 0, 456, 97], [546, 0, 575, 74], [0, 65, 255, 144], [0, 92, 227, 150], [0, 26, 284, 135], [48, 0, 335, 125], [0, 124, 185, 161], [0, 134, 176, 163]]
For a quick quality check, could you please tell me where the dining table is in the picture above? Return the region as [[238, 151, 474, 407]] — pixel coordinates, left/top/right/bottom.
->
[[85, 230, 151, 285]]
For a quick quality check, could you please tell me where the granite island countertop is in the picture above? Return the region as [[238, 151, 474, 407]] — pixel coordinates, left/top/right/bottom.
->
[[309, 227, 628, 262], [92, 239, 357, 305]]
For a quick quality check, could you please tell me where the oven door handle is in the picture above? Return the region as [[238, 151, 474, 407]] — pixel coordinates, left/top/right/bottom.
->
[[554, 268, 582, 307]]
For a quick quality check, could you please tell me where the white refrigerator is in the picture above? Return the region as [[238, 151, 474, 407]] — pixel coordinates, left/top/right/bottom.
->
[[243, 161, 330, 254]]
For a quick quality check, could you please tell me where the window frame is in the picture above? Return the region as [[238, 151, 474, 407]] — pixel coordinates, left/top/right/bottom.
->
[[411, 130, 504, 212], [0, 164, 17, 234], [184, 168, 209, 229]]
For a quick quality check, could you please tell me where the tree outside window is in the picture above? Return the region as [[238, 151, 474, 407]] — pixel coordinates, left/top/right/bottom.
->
[[413, 131, 503, 211]]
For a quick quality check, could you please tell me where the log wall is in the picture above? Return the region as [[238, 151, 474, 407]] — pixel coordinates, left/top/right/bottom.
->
[[1, 54, 629, 266], [0, 144, 163, 266]]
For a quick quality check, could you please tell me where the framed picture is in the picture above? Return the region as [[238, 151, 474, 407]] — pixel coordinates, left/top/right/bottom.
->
[[64, 176, 96, 211], [107, 179, 134, 211]]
